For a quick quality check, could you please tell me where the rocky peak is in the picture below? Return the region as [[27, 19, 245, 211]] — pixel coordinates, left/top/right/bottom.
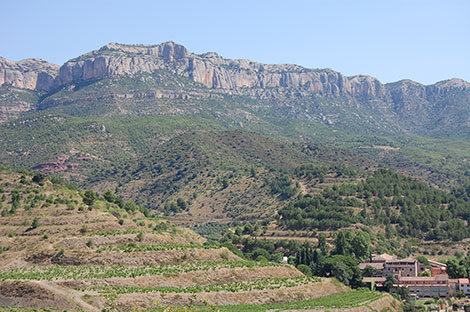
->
[[98, 41, 190, 60], [348, 75, 386, 97], [386, 77, 470, 104], [432, 78, 470, 90], [0, 57, 59, 91], [16, 41, 465, 102], [55, 42, 391, 97]]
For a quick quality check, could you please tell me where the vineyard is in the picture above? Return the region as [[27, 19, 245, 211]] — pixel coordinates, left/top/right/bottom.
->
[[96, 243, 220, 253], [1, 169, 389, 311], [191, 289, 387, 312], [0, 260, 284, 280], [80, 276, 321, 294]]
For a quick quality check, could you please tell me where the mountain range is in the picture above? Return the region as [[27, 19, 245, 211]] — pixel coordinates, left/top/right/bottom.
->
[[1, 41, 470, 219], [1, 41, 470, 136]]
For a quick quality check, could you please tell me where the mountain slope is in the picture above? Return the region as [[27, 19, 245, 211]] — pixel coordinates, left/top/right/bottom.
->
[[0, 168, 356, 311], [0, 113, 375, 223], [1, 41, 469, 136]]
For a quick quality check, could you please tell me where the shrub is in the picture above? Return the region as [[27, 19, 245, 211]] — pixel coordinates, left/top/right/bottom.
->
[[296, 264, 312, 276], [31, 217, 40, 229]]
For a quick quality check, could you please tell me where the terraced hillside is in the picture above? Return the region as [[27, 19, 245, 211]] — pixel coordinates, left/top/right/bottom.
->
[[0, 168, 399, 311]]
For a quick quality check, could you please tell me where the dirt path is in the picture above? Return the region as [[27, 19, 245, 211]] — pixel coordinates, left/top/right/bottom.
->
[[34, 280, 100, 312]]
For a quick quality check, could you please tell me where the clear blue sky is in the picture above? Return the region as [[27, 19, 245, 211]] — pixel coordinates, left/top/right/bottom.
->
[[1, 0, 468, 85]]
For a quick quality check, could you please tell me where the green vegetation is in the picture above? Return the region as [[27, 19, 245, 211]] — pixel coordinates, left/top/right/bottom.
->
[[82, 276, 319, 294], [280, 169, 470, 240], [0, 261, 284, 281], [96, 243, 219, 253], [175, 289, 384, 312], [0, 167, 393, 311], [446, 256, 470, 278]]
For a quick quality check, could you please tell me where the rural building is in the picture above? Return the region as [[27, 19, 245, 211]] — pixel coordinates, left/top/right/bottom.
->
[[459, 278, 470, 296], [359, 253, 425, 278], [363, 274, 450, 298]]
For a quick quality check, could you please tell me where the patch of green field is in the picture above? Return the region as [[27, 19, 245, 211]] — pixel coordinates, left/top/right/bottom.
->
[[146, 289, 385, 312], [82, 276, 319, 294], [0, 261, 285, 281]]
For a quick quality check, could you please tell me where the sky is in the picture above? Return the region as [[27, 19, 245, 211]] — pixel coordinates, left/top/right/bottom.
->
[[1, 0, 469, 85]]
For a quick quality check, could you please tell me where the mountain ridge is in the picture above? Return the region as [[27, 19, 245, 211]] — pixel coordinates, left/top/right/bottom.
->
[[1, 41, 468, 95]]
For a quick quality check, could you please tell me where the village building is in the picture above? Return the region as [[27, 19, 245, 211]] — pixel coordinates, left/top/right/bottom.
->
[[363, 274, 450, 298], [360, 254, 461, 299], [359, 253, 425, 278], [428, 260, 447, 276], [459, 278, 470, 296]]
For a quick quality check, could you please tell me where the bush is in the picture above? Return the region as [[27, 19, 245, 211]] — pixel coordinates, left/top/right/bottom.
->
[[32, 173, 46, 184], [82, 190, 97, 206], [31, 217, 40, 229], [256, 255, 268, 263], [297, 264, 312, 276]]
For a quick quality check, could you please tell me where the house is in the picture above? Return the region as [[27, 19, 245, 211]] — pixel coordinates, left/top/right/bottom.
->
[[363, 274, 450, 298], [398, 274, 449, 298], [383, 258, 426, 278], [359, 254, 425, 278], [458, 278, 470, 296]]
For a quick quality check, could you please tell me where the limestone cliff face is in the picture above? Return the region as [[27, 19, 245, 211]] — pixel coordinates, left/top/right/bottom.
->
[[0, 57, 59, 91], [55, 42, 387, 98], [1, 42, 469, 130], [385, 78, 470, 112], [5, 41, 466, 103]]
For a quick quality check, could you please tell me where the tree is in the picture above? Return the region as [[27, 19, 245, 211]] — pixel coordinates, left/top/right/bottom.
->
[[222, 177, 229, 189], [176, 197, 187, 210], [383, 274, 396, 292], [331, 261, 352, 285], [124, 201, 138, 213], [82, 190, 97, 206], [323, 255, 362, 288], [317, 233, 329, 255], [363, 265, 379, 277], [416, 256, 429, 266], [32, 172, 46, 184], [103, 190, 116, 203], [351, 231, 370, 261], [31, 217, 40, 229], [447, 258, 467, 278], [250, 167, 257, 178], [333, 231, 351, 256]]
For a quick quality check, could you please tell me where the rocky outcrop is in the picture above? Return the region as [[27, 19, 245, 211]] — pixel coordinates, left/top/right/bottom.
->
[[3, 42, 469, 103], [55, 42, 387, 98], [1, 41, 469, 132], [385, 78, 470, 112], [56, 42, 470, 102], [0, 57, 59, 91]]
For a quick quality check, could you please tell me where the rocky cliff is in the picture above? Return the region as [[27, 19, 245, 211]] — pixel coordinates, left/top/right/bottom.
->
[[2, 42, 469, 103], [54, 42, 470, 103], [0, 57, 59, 91], [1, 41, 469, 133], [55, 42, 387, 98]]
